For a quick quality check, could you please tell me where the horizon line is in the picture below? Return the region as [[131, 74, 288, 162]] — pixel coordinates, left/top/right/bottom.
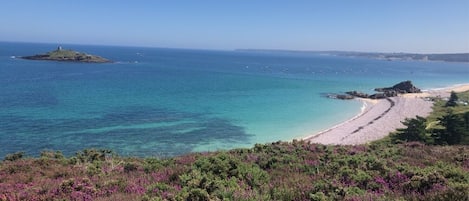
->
[[2, 40, 468, 55]]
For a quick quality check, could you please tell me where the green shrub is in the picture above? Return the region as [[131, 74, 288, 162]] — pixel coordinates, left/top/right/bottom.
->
[[4, 151, 25, 161], [309, 192, 327, 201], [124, 162, 139, 173], [187, 188, 210, 201], [40, 150, 65, 159], [75, 149, 113, 164]]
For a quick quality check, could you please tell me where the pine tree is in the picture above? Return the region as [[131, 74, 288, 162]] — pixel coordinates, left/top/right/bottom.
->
[[463, 112, 469, 144], [445, 91, 458, 107], [437, 112, 468, 145], [393, 116, 429, 143]]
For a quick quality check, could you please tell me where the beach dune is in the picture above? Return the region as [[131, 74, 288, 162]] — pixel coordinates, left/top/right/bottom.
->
[[304, 84, 469, 145]]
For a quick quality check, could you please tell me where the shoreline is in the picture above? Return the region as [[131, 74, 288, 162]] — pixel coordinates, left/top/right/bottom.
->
[[303, 83, 469, 145]]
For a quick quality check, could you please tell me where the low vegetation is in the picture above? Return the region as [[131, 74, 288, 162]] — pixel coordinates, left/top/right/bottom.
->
[[1, 92, 468, 201], [2, 143, 468, 201]]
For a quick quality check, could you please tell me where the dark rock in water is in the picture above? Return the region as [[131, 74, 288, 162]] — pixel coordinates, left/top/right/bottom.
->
[[323, 93, 355, 100], [346, 91, 369, 98], [336, 94, 355, 100], [375, 80, 421, 93]]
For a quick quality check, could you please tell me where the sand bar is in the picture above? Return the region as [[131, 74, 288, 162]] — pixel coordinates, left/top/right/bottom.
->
[[304, 83, 469, 145]]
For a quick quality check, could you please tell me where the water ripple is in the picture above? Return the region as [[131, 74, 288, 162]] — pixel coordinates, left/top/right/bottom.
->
[[0, 106, 251, 157]]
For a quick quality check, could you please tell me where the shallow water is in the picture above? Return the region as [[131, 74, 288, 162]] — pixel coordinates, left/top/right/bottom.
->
[[1, 42, 468, 157]]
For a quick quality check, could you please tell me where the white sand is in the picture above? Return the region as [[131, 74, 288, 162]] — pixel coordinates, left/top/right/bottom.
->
[[303, 83, 469, 145]]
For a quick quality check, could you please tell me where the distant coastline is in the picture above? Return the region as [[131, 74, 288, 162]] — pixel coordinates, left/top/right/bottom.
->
[[334, 52, 469, 63], [237, 49, 469, 63]]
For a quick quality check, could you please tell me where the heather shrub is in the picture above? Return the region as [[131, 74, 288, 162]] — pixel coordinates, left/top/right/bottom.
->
[[0, 141, 468, 200], [145, 182, 174, 199], [404, 172, 446, 194]]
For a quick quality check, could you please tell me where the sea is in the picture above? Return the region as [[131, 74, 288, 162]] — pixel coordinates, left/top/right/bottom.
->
[[1, 42, 468, 157]]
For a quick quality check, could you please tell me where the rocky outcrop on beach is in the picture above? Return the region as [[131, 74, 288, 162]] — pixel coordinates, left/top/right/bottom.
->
[[375, 80, 421, 94], [335, 81, 422, 100]]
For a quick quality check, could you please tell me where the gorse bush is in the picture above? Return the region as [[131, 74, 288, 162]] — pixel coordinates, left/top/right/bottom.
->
[[3, 152, 25, 162]]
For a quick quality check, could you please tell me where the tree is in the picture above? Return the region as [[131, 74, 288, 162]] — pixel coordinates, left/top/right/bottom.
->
[[445, 91, 458, 107], [463, 112, 469, 144], [392, 116, 429, 143], [436, 112, 469, 145]]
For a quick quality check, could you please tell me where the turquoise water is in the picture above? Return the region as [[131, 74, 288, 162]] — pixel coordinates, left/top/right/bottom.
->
[[1, 42, 468, 157]]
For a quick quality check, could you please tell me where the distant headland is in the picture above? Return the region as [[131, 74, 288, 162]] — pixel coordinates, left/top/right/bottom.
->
[[237, 49, 469, 63], [21, 46, 111, 63], [333, 52, 469, 63]]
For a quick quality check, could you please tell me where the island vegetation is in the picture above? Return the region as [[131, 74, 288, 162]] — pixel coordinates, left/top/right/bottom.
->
[[1, 92, 468, 200], [21, 46, 111, 63]]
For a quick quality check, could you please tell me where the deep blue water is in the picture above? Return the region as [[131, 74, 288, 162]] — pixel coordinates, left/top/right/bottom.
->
[[1, 42, 468, 157]]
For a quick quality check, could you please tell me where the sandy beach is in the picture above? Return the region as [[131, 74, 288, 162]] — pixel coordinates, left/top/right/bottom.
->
[[304, 84, 469, 145]]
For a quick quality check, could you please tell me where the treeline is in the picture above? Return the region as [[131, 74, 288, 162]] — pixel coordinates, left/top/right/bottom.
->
[[392, 91, 469, 145]]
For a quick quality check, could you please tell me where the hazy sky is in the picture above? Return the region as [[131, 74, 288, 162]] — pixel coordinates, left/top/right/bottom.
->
[[1, 1, 468, 53]]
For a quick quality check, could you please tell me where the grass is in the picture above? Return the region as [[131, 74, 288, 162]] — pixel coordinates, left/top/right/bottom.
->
[[47, 49, 86, 58], [426, 91, 469, 130]]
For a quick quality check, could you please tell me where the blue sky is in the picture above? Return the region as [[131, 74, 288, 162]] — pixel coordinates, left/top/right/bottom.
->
[[1, 1, 468, 53]]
